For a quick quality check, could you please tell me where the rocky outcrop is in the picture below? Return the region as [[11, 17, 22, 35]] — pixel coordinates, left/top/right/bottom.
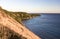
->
[[0, 7, 41, 39]]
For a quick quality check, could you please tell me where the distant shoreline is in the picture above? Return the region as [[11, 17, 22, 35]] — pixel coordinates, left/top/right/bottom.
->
[[29, 13, 60, 14], [40, 13, 60, 14]]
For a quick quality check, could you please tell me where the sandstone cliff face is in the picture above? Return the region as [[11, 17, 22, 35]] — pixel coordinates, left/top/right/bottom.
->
[[0, 7, 40, 39]]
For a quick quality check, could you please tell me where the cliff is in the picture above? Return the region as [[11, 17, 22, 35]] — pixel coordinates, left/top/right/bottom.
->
[[2, 8, 40, 23], [0, 7, 41, 39]]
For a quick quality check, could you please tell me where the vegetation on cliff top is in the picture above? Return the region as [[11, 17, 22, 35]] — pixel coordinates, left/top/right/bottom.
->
[[0, 7, 40, 39], [0, 7, 40, 23]]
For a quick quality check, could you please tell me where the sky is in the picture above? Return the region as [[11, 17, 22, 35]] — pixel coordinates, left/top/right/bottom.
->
[[0, 0, 60, 13]]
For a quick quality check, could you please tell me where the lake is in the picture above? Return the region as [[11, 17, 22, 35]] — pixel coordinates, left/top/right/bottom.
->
[[23, 13, 60, 39]]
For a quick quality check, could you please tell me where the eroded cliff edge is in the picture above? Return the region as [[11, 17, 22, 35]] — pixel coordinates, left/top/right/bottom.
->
[[0, 7, 41, 39]]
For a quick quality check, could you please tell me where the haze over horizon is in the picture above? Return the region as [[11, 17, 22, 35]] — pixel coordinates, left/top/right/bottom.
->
[[0, 0, 60, 13]]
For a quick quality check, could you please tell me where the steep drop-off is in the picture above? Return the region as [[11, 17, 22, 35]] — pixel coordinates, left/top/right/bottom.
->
[[0, 7, 40, 39]]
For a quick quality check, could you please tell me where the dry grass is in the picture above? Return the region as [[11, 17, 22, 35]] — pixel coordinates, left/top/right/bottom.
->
[[0, 24, 27, 39]]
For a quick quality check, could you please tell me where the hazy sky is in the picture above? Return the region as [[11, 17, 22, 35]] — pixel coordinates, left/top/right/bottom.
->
[[0, 0, 60, 13]]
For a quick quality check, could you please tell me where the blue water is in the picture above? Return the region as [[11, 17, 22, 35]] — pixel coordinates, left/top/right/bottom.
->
[[23, 14, 60, 39]]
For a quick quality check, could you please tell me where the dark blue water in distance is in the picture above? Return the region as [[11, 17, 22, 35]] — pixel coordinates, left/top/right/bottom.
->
[[23, 13, 60, 39]]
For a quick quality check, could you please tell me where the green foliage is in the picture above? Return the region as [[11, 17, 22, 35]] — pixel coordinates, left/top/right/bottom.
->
[[2, 8, 40, 23]]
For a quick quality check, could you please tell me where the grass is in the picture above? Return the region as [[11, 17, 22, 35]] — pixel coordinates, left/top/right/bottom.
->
[[3, 8, 40, 23], [0, 7, 40, 23]]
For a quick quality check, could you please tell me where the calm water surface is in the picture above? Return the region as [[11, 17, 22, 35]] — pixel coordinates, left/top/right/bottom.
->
[[23, 14, 60, 39]]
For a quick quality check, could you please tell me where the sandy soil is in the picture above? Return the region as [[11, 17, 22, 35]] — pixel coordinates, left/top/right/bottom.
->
[[0, 9, 41, 39]]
